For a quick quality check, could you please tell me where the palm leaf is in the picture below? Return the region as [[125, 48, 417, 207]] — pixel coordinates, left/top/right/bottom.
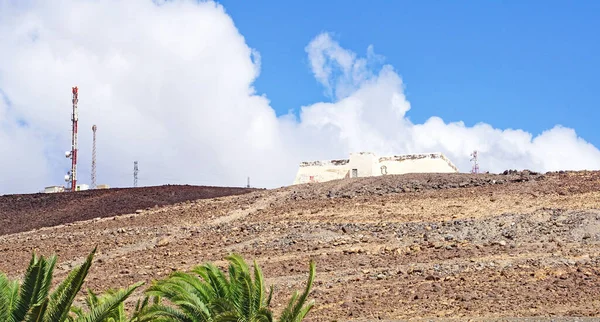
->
[[0, 273, 10, 321], [37, 255, 57, 305], [265, 286, 273, 307], [72, 281, 143, 322], [12, 252, 45, 322], [134, 303, 195, 322], [6, 277, 20, 322], [84, 288, 100, 311], [44, 247, 96, 322], [192, 264, 230, 299], [253, 260, 265, 314], [25, 297, 49, 322], [257, 307, 274, 322], [277, 260, 316, 322]]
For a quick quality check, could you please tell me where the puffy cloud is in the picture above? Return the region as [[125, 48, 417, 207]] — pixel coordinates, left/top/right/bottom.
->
[[0, 0, 598, 194], [305, 33, 385, 100]]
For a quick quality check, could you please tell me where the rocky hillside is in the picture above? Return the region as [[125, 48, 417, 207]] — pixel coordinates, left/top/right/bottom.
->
[[0, 184, 256, 236], [1, 171, 599, 320]]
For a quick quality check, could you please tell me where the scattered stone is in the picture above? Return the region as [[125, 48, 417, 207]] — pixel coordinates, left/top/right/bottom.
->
[[157, 238, 170, 247], [345, 247, 364, 254]]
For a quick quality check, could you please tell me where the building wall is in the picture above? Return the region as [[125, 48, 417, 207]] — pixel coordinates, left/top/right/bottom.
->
[[44, 186, 65, 193], [378, 153, 459, 174], [293, 152, 459, 185], [348, 152, 378, 178], [293, 159, 350, 185]]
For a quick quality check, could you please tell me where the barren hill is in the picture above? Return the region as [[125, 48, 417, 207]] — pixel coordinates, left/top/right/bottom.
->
[[1, 171, 600, 321], [0, 184, 256, 236]]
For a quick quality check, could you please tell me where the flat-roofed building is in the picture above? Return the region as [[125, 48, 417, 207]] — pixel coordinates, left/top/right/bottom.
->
[[293, 152, 459, 185]]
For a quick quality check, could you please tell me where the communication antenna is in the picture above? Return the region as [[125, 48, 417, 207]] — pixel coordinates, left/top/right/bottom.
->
[[65, 86, 79, 191], [247, 177, 250, 188], [470, 150, 480, 174], [91, 125, 97, 189], [133, 161, 139, 187]]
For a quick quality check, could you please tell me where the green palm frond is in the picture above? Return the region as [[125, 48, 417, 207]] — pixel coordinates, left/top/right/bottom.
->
[[12, 252, 56, 322], [192, 263, 230, 299], [277, 260, 316, 322], [160, 271, 217, 304], [212, 310, 239, 322], [84, 289, 100, 311], [265, 285, 273, 308], [44, 247, 96, 322], [25, 297, 49, 322], [256, 307, 274, 322], [140, 253, 316, 322], [134, 303, 195, 322], [0, 273, 21, 322], [127, 295, 156, 322], [71, 281, 143, 322], [0, 273, 11, 321], [67, 306, 85, 321]]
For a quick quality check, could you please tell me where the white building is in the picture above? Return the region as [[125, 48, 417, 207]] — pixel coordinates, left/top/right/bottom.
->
[[293, 152, 459, 185], [75, 184, 89, 191], [44, 186, 65, 193]]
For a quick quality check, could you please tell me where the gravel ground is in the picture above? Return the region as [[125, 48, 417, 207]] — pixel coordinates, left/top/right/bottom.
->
[[1, 170, 599, 321], [0, 184, 256, 236]]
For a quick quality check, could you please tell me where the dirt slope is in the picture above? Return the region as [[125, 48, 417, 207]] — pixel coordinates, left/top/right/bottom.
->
[[1, 171, 600, 321], [0, 184, 256, 236]]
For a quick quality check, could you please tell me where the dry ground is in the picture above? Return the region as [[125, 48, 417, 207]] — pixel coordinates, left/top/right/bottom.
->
[[0, 184, 256, 235], [1, 171, 600, 321]]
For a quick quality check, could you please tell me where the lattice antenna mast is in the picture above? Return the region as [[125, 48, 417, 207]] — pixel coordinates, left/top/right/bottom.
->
[[65, 86, 79, 191], [91, 124, 97, 189], [470, 150, 480, 174], [133, 161, 139, 187]]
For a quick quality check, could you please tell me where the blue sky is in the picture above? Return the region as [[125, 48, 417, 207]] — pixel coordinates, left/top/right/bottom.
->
[[2, 0, 600, 193], [219, 0, 598, 147]]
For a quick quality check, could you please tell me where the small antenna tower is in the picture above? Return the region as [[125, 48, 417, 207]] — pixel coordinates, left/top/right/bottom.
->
[[91, 125, 97, 189], [247, 177, 250, 188], [133, 161, 139, 187], [470, 150, 480, 174], [64, 86, 79, 191]]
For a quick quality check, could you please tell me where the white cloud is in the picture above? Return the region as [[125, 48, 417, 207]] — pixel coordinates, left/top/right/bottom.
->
[[0, 0, 598, 194]]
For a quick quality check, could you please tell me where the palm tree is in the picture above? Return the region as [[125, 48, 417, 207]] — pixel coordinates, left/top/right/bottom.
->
[[0, 247, 141, 322], [139, 253, 316, 322]]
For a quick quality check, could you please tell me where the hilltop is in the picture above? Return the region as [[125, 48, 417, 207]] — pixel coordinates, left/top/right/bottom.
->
[[0, 184, 256, 236]]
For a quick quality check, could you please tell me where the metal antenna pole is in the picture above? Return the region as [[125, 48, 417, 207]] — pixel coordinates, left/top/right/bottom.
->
[[65, 86, 79, 191], [470, 150, 479, 174], [133, 161, 139, 187], [91, 125, 97, 189], [247, 177, 250, 188]]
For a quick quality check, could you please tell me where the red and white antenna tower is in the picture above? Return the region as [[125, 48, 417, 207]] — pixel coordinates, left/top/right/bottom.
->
[[91, 124, 97, 189], [65, 86, 79, 191], [470, 150, 479, 174]]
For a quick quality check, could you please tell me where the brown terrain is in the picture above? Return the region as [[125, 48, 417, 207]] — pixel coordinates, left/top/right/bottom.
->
[[0, 184, 257, 236], [1, 171, 600, 321]]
